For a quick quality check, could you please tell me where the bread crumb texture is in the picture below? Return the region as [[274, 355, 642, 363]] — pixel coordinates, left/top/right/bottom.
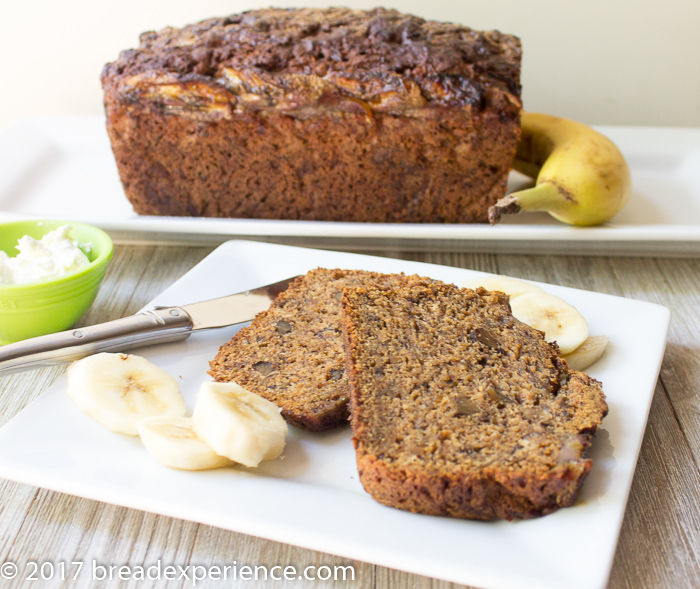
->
[[341, 282, 608, 520], [208, 269, 436, 431]]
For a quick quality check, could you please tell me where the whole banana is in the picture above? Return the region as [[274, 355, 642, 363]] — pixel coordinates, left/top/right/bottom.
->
[[489, 112, 632, 225]]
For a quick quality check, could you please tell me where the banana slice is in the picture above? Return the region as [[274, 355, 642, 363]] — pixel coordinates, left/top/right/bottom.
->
[[192, 382, 287, 468], [563, 335, 609, 371], [66, 352, 186, 435], [137, 416, 232, 471], [509, 291, 589, 354], [460, 274, 545, 299]]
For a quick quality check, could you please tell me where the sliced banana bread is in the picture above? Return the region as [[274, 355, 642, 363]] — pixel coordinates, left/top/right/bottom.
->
[[341, 283, 608, 520], [208, 268, 435, 431]]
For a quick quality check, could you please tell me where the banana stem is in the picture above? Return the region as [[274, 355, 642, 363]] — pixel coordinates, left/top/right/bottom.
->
[[488, 182, 564, 225]]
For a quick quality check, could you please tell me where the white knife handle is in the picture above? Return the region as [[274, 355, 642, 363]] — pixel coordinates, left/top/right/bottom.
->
[[0, 307, 194, 377]]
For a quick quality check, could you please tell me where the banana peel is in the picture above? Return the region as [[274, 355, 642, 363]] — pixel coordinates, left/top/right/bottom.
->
[[489, 112, 632, 226]]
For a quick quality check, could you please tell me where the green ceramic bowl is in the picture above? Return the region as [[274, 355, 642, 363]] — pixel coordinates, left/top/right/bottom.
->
[[0, 220, 113, 345]]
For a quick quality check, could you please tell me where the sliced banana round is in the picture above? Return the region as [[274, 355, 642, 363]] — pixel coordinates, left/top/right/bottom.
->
[[509, 291, 589, 355], [66, 352, 186, 436], [137, 416, 232, 471], [460, 274, 545, 299], [563, 335, 609, 371], [192, 382, 287, 468]]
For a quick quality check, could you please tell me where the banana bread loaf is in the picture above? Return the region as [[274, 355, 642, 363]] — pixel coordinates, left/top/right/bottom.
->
[[208, 268, 436, 431], [341, 283, 608, 520], [101, 7, 522, 223]]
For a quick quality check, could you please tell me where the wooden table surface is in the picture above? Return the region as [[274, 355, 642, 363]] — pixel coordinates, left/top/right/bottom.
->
[[1, 242, 699, 589]]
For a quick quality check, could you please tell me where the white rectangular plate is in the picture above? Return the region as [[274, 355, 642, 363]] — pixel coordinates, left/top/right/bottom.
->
[[0, 241, 670, 589], [1, 116, 700, 255]]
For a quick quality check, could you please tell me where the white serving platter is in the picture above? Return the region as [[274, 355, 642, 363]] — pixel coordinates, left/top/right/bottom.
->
[[0, 240, 670, 589], [0, 116, 699, 255]]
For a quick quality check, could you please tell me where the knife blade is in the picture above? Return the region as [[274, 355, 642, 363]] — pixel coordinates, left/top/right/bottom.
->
[[0, 275, 299, 377]]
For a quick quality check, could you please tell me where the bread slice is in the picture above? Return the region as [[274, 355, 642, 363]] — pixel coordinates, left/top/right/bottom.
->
[[208, 268, 436, 431], [341, 282, 608, 520]]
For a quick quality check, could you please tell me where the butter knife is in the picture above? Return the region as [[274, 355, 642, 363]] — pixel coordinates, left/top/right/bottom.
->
[[0, 275, 298, 377]]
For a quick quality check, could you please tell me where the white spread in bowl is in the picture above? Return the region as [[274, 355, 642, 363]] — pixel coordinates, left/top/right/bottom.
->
[[0, 226, 91, 285]]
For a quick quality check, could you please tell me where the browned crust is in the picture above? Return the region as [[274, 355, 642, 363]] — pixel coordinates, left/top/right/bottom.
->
[[354, 447, 592, 521], [102, 8, 522, 108]]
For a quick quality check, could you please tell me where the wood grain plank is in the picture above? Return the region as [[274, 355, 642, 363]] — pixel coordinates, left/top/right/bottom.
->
[[120, 246, 214, 315], [608, 381, 700, 588], [630, 258, 700, 467], [2, 492, 200, 588], [0, 481, 38, 561], [76, 245, 157, 326], [592, 257, 700, 465], [376, 567, 475, 589], [0, 367, 65, 428], [385, 251, 501, 275]]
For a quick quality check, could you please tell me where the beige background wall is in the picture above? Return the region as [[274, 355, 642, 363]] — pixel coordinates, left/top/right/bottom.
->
[[1, 0, 698, 131]]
